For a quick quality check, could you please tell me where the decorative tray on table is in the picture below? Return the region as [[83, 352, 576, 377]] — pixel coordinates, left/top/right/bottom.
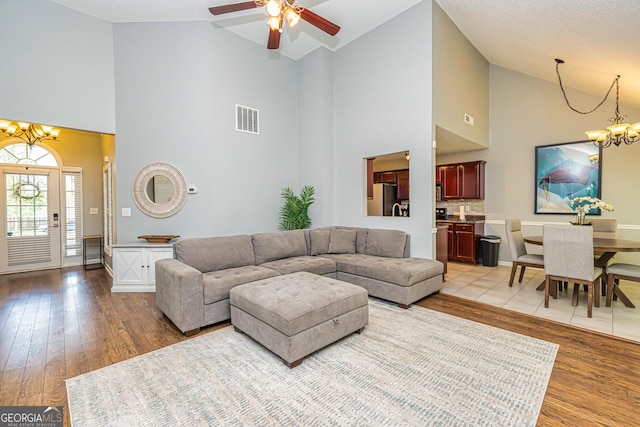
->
[[138, 235, 180, 244]]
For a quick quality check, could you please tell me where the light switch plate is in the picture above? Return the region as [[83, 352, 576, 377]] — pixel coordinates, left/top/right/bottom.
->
[[122, 208, 131, 217], [90, 208, 98, 214]]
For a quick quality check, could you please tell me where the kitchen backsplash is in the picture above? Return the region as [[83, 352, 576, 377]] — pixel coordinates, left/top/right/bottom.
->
[[436, 200, 485, 217]]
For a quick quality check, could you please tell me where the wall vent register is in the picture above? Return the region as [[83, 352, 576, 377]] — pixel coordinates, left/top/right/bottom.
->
[[236, 104, 259, 134]]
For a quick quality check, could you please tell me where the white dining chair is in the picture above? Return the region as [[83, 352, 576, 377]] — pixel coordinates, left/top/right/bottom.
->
[[590, 218, 618, 239], [505, 219, 544, 287], [605, 263, 640, 307], [543, 224, 602, 318], [590, 218, 617, 296]]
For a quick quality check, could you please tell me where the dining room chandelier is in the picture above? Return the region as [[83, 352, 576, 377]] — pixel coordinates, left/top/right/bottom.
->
[[555, 59, 640, 148], [263, 0, 302, 31], [0, 120, 61, 146]]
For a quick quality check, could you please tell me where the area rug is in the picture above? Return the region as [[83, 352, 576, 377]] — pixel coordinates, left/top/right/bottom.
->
[[66, 300, 558, 426]]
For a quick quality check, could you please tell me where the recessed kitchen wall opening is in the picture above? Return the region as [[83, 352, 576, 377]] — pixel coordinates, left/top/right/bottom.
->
[[364, 150, 410, 217]]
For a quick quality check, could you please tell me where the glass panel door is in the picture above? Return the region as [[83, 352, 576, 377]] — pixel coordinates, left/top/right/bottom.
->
[[0, 167, 61, 272]]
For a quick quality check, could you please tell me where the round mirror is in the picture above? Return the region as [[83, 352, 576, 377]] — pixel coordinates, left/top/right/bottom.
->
[[132, 163, 187, 218]]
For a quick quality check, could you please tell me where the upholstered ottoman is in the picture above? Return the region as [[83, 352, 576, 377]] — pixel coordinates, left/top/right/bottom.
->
[[229, 271, 369, 368]]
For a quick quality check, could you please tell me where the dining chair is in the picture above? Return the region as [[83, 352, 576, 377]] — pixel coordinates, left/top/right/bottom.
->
[[605, 263, 640, 307], [542, 224, 602, 318], [590, 218, 618, 296], [590, 218, 618, 239], [504, 219, 544, 287]]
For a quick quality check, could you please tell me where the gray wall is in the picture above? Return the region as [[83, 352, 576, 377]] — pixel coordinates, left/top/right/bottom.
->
[[333, 1, 435, 257], [432, 2, 489, 151], [297, 48, 335, 229], [0, 0, 115, 133]]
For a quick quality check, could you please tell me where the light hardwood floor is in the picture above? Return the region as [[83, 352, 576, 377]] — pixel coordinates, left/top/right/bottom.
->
[[1, 266, 639, 426]]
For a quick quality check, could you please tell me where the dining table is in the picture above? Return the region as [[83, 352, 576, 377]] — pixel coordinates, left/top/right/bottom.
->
[[524, 235, 640, 308]]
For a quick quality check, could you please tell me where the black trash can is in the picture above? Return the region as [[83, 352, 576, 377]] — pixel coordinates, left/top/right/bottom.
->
[[480, 235, 501, 267]]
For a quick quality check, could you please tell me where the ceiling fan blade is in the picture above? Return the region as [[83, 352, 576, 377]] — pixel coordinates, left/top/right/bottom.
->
[[267, 28, 281, 49], [299, 8, 340, 36], [209, 1, 258, 15]]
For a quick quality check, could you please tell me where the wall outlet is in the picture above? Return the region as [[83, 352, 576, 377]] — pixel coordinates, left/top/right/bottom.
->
[[464, 113, 474, 125]]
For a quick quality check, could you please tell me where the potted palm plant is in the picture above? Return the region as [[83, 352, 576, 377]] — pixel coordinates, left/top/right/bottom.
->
[[278, 185, 315, 230]]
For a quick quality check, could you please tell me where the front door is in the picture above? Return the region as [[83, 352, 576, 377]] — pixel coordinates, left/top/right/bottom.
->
[[0, 166, 61, 272]]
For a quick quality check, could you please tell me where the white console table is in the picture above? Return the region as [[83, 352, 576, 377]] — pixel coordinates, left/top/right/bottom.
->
[[111, 242, 174, 292]]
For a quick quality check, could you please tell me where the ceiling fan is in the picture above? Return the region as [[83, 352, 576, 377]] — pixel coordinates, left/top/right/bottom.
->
[[209, 0, 340, 50]]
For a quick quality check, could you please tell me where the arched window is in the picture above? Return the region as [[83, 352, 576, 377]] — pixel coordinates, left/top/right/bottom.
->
[[0, 142, 58, 166]]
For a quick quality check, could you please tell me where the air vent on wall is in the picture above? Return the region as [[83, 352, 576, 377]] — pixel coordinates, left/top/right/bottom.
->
[[236, 104, 259, 134]]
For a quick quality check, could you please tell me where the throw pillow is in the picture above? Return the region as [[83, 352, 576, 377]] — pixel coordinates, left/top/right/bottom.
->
[[328, 229, 357, 254], [309, 229, 331, 256], [365, 229, 407, 258]]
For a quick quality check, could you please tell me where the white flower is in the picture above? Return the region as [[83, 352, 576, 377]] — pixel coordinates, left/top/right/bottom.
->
[[569, 197, 614, 213]]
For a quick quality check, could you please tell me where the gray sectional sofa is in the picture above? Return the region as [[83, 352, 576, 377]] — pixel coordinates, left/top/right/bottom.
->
[[155, 226, 444, 335]]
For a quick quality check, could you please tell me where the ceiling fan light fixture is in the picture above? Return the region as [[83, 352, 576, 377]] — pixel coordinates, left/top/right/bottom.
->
[[265, 0, 281, 17], [266, 15, 281, 31], [284, 6, 300, 26]]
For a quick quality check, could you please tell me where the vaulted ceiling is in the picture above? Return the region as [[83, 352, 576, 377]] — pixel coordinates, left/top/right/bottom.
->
[[48, 0, 640, 109]]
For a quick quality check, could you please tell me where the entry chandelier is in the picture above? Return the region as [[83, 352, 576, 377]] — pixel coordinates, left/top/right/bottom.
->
[[555, 59, 640, 148], [262, 0, 302, 31], [0, 120, 61, 146]]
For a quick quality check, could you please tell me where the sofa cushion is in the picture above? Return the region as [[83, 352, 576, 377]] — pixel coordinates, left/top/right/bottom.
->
[[309, 229, 331, 255], [321, 253, 442, 287], [175, 235, 255, 273], [328, 229, 357, 254], [364, 229, 407, 258], [202, 265, 279, 305], [335, 226, 369, 253], [252, 230, 308, 265], [260, 256, 336, 276]]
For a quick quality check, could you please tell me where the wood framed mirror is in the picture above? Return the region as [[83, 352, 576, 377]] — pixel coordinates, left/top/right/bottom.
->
[[132, 162, 187, 218]]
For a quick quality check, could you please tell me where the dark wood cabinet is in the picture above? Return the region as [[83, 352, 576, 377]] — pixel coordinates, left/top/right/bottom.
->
[[459, 161, 485, 199], [396, 169, 409, 200], [440, 221, 484, 264], [435, 166, 442, 184], [437, 161, 486, 200], [366, 159, 374, 199], [441, 165, 460, 199], [377, 171, 397, 183], [436, 225, 448, 280]]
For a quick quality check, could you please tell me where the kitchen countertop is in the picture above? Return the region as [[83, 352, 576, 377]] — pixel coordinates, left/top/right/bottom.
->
[[436, 215, 485, 224]]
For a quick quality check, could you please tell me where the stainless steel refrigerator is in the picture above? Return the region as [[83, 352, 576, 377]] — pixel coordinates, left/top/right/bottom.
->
[[367, 183, 399, 216]]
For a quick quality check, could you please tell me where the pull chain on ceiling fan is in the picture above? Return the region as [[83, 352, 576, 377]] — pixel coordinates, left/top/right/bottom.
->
[[209, 0, 340, 50]]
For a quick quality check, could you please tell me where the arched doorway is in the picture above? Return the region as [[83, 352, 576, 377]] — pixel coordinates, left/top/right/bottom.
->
[[0, 142, 82, 273]]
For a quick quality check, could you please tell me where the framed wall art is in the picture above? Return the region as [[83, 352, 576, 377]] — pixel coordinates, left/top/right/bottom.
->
[[534, 140, 602, 214]]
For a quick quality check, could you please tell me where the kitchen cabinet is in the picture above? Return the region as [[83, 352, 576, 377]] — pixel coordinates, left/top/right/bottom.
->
[[440, 221, 484, 264], [396, 169, 409, 200], [377, 171, 397, 183], [112, 243, 174, 292], [366, 159, 374, 199], [436, 225, 448, 280], [437, 161, 486, 200]]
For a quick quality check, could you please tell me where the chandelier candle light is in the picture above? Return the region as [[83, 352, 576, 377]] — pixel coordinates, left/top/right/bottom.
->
[[555, 59, 640, 148], [0, 120, 61, 146], [569, 196, 614, 225]]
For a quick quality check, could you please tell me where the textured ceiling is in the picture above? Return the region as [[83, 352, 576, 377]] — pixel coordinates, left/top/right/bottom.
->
[[48, 0, 640, 109]]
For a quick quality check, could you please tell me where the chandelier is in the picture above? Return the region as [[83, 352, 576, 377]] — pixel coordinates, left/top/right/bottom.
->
[[555, 59, 640, 148], [261, 0, 302, 31], [0, 120, 61, 146]]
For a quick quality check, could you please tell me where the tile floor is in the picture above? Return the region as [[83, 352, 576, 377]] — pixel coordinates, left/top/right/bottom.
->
[[442, 262, 640, 343]]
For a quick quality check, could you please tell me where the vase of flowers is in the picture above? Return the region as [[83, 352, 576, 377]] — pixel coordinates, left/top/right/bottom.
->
[[569, 197, 614, 225]]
